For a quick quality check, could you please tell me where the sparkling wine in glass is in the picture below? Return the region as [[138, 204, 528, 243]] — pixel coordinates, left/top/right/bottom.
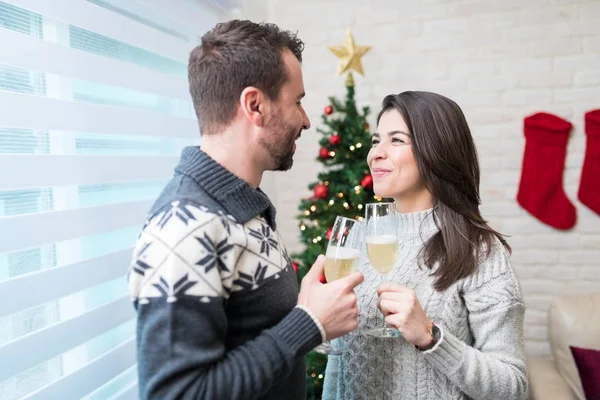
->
[[364, 202, 401, 339], [314, 216, 361, 355]]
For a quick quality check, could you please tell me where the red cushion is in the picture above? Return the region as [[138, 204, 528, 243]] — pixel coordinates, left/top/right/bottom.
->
[[570, 346, 600, 400]]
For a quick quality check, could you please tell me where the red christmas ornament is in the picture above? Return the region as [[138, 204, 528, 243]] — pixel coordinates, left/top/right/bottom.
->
[[329, 134, 341, 146], [319, 147, 330, 159], [361, 174, 373, 190], [314, 184, 328, 199], [292, 262, 299, 273], [324, 105, 333, 115], [325, 227, 332, 240], [320, 271, 327, 283]]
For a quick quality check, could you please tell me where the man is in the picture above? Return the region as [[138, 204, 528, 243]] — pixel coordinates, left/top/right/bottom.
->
[[128, 20, 364, 400]]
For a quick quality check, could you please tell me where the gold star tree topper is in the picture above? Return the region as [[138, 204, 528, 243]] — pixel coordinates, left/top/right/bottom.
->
[[328, 29, 371, 78]]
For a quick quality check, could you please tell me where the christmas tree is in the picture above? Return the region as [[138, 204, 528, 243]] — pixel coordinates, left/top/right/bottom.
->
[[293, 73, 380, 277], [291, 30, 381, 399]]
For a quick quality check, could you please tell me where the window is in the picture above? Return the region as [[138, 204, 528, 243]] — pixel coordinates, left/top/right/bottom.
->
[[0, 1, 225, 398]]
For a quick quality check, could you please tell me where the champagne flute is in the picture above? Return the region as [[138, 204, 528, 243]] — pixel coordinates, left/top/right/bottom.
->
[[364, 202, 401, 338], [314, 216, 361, 355]]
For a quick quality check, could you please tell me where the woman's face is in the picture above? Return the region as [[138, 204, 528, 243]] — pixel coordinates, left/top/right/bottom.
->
[[367, 109, 431, 208]]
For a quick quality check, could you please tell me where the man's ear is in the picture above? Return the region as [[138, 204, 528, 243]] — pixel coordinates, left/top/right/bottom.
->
[[240, 87, 265, 127]]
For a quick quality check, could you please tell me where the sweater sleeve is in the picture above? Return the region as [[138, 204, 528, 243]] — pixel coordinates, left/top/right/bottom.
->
[[128, 200, 322, 400], [422, 243, 529, 400]]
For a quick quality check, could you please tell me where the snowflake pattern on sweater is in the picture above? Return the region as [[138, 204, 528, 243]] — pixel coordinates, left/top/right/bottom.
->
[[128, 200, 293, 305]]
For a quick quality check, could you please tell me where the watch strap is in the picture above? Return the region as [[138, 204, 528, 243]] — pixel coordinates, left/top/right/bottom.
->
[[416, 322, 440, 352]]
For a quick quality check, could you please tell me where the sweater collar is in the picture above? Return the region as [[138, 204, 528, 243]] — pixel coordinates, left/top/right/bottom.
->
[[396, 207, 439, 238], [174, 146, 277, 229]]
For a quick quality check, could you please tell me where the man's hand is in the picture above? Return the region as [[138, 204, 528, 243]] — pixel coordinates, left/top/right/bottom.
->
[[298, 255, 364, 340]]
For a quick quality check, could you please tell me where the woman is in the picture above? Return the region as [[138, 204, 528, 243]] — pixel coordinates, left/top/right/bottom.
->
[[322, 91, 528, 400]]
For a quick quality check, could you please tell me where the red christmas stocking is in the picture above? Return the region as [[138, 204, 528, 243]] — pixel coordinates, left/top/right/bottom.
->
[[578, 109, 600, 215], [517, 112, 576, 230]]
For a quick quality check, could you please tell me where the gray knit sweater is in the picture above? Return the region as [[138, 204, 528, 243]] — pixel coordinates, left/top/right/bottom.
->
[[322, 209, 528, 400]]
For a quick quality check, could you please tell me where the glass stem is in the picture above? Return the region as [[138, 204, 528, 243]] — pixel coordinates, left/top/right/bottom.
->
[[381, 273, 388, 331]]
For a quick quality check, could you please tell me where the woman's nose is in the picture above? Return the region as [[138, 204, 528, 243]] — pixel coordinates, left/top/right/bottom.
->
[[372, 143, 387, 160]]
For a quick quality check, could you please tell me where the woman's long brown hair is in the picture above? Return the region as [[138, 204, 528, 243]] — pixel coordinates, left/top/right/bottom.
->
[[377, 91, 510, 291]]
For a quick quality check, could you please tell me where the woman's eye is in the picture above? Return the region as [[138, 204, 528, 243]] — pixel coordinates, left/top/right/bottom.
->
[[371, 139, 379, 145]]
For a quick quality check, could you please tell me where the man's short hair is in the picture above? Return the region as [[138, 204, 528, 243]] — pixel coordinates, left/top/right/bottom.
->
[[188, 20, 304, 135]]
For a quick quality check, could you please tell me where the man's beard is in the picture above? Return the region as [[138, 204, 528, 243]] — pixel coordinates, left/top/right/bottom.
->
[[260, 114, 299, 171]]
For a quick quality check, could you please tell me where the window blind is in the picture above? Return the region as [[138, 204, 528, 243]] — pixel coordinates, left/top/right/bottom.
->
[[0, 1, 224, 398]]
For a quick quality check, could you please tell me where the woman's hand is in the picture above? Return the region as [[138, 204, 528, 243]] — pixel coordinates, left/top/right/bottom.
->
[[377, 282, 433, 348]]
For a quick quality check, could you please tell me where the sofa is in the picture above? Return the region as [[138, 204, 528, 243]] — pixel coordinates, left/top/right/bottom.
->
[[527, 294, 600, 400]]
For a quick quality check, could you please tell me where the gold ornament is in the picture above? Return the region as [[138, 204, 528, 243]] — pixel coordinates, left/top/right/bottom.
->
[[328, 29, 371, 77]]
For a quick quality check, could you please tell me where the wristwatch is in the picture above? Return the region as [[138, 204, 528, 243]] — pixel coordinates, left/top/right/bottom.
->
[[416, 322, 441, 352]]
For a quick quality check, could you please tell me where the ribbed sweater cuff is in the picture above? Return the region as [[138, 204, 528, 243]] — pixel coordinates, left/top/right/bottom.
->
[[271, 307, 322, 356], [296, 305, 327, 342], [423, 327, 467, 374]]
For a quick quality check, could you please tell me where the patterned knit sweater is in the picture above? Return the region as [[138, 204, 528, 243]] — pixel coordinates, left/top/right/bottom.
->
[[322, 209, 528, 400], [128, 147, 322, 400]]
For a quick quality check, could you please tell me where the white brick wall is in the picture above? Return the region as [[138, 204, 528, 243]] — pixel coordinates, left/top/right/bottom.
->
[[247, 0, 600, 357]]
